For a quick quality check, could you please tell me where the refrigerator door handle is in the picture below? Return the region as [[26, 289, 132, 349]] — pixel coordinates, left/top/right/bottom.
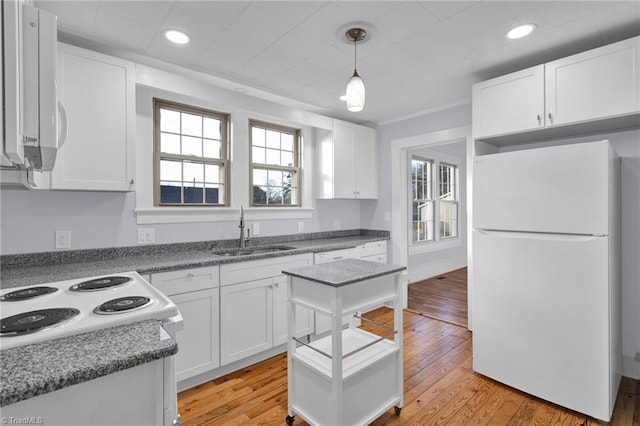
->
[[476, 229, 606, 242]]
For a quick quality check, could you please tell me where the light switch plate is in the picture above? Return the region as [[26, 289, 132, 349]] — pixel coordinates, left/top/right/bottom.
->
[[252, 222, 260, 235], [137, 228, 155, 244], [297, 221, 304, 233], [55, 230, 71, 249]]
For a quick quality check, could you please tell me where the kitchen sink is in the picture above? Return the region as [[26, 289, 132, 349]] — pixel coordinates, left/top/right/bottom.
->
[[211, 245, 296, 257]]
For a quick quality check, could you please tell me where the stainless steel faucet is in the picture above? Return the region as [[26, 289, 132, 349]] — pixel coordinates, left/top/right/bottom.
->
[[239, 206, 250, 248]]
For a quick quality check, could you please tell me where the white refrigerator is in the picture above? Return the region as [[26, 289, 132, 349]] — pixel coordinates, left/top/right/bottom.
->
[[472, 140, 621, 422]]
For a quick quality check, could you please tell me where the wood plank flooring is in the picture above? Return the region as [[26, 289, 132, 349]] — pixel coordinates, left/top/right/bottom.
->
[[407, 267, 468, 327], [177, 308, 640, 425]]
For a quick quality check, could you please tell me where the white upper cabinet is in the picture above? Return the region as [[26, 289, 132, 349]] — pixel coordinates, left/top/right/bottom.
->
[[52, 43, 135, 191], [472, 65, 545, 138], [316, 119, 378, 199], [473, 36, 640, 141], [545, 37, 640, 126]]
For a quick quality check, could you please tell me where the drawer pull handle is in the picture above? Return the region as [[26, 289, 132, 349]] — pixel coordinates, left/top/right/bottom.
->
[[333, 256, 343, 260]]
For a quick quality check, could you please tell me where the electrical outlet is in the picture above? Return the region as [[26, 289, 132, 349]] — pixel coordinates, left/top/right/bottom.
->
[[384, 212, 391, 222], [137, 228, 155, 244], [252, 222, 260, 236], [55, 230, 71, 249], [635, 352, 640, 362], [333, 219, 341, 230], [297, 221, 304, 233]]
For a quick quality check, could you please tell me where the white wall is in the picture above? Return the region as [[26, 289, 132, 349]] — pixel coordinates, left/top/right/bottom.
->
[[0, 59, 368, 255]]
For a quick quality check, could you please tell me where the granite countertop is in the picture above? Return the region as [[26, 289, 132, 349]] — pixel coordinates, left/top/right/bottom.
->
[[0, 320, 177, 407], [0, 230, 389, 289], [282, 258, 406, 287]]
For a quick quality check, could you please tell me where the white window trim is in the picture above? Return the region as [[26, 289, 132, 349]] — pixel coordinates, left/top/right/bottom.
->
[[408, 148, 461, 254], [135, 206, 313, 225]]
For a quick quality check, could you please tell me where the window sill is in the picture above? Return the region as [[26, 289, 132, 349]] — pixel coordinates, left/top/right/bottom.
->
[[409, 238, 461, 255], [135, 207, 313, 225]]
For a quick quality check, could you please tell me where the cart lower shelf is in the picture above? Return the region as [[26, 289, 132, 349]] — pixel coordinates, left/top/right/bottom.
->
[[289, 328, 402, 425]]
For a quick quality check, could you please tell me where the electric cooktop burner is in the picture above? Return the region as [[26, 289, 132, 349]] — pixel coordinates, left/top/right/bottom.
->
[[0, 286, 58, 301], [0, 308, 80, 336], [69, 276, 132, 292], [93, 296, 152, 315]]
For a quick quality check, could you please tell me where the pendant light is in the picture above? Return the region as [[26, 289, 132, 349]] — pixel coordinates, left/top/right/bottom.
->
[[345, 28, 366, 112]]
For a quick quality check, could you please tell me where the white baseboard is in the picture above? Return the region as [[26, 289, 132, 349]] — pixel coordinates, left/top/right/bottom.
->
[[407, 255, 467, 283], [622, 354, 640, 379]]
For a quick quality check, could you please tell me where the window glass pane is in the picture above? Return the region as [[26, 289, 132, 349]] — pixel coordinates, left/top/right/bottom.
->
[[281, 133, 294, 151], [253, 169, 268, 186], [183, 162, 204, 183], [268, 169, 283, 186], [281, 151, 293, 167], [203, 118, 221, 140], [266, 130, 280, 149], [252, 127, 266, 147], [181, 113, 202, 137], [184, 183, 204, 204], [268, 186, 282, 204], [160, 133, 180, 154], [160, 160, 181, 181], [204, 164, 220, 184], [205, 184, 221, 204], [253, 186, 268, 205], [182, 136, 202, 157], [160, 181, 182, 204], [266, 148, 280, 165], [252, 147, 266, 164], [160, 109, 180, 133], [203, 139, 222, 159], [439, 164, 455, 200]]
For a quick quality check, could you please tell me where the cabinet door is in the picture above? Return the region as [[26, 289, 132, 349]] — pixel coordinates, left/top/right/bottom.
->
[[273, 275, 312, 346], [545, 36, 640, 126], [472, 65, 545, 138], [171, 289, 220, 382], [332, 121, 357, 198], [53, 43, 135, 191], [354, 125, 378, 199], [220, 278, 272, 365]]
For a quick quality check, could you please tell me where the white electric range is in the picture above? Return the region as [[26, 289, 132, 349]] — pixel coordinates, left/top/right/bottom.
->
[[0, 271, 183, 426]]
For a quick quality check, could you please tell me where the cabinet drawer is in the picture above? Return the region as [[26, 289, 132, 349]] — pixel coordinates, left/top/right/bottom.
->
[[314, 248, 356, 264], [220, 254, 312, 286], [361, 254, 386, 264], [150, 266, 219, 296], [359, 241, 387, 257]]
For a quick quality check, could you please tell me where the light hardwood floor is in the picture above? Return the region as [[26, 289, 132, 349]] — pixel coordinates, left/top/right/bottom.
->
[[178, 308, 640, 425], [407, 267, 468, 328]]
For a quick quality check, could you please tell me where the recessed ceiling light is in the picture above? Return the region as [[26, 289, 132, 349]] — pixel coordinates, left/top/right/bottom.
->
[[165, 30, 190, 45], [506, 24, 536, 40]]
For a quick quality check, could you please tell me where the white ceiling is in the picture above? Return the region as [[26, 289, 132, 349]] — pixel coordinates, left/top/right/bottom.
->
[[35, 1, 640, 125]]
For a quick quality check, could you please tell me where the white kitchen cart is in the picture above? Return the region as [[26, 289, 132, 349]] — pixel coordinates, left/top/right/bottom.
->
[[282, 259, 406, 426]]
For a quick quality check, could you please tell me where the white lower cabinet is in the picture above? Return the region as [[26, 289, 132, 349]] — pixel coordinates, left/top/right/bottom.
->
[[220, 278, 273, 365], [150, 266, 220, 383], [220, 254, 313, 366]]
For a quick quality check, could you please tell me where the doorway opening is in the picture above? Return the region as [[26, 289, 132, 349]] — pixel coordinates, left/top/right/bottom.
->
[[407, 267, 468, 327]]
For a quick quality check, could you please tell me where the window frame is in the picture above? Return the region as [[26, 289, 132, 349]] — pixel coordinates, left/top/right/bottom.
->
[[248, 119, 301, 207], [153, 98, 230, 207], [409, 152, 460, 246]]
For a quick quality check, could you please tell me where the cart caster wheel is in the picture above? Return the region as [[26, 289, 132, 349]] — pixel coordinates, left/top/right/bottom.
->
[[286, 415, 295, 425], [394, 406, 402, 416]]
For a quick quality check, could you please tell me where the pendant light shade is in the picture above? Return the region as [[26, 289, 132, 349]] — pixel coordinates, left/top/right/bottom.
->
[[345, 28, 367, 112], [346, 70, 365, 112]]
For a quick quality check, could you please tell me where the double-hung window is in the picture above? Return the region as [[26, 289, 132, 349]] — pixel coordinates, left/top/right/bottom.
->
[[411, 155, 459, 243], [154, 99, 229, 206], [249, 120, 300, 207]]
